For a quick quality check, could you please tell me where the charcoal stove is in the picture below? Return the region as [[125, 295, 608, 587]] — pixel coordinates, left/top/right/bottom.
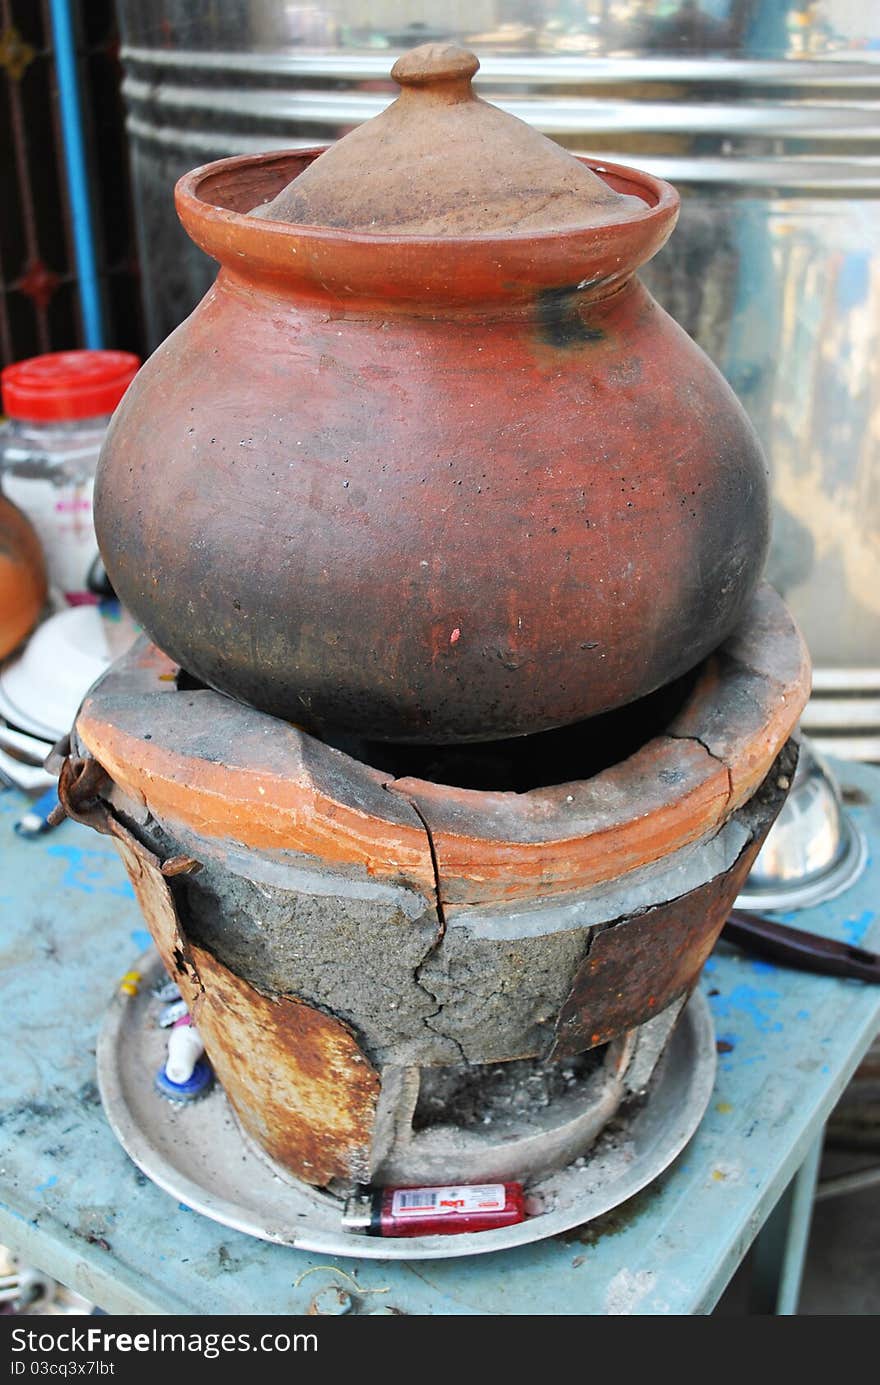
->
[[94, 949, 716, 1258], [57, 583, 809, 1250], [54, 46, 813, 1251]]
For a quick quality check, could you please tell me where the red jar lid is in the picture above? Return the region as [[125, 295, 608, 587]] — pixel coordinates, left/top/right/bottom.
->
[[1, 350, 141, 422]]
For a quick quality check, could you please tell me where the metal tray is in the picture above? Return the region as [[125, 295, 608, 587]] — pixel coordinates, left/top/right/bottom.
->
[[97, 950, 716, 1260]]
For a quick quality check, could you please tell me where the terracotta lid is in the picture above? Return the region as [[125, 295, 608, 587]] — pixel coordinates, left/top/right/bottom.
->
[[250, 44, 644, 236]]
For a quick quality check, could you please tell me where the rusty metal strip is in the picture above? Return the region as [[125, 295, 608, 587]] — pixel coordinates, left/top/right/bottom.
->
[[88, 789, 380, 1187], [54, 753, 201, 880], [188, 943, 380, 1187], [548, 831, 764, 1059]]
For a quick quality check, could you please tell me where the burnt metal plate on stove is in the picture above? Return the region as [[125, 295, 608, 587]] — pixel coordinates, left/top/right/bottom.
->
[[96, 951, 716, 1260]]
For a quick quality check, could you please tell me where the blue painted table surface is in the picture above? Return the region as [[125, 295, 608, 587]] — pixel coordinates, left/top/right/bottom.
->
[[1, 760, 879, 1317]]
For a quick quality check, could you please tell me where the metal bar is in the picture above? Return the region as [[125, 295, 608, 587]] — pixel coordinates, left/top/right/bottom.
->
[[118, 46, 880, 89], [748, 1130, 825, 1312], [802, 699, 880, 728], [775, 1131, 824, 1315], [749, 1185, 794, 1313], [815, 1164, 880, 1201], [117, 78, 880, 138], [802, 735, 880, 762], [46, 0, 104, 348], [811, 669, 880, 692], [120, 107, 880, 195], [750, 1130, 824, 1315]]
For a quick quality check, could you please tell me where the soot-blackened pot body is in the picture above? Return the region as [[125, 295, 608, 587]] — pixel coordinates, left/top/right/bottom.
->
[[95, 147, 769, 743]]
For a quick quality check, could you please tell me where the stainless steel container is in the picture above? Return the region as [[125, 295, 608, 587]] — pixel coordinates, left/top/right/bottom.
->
[[116, 1, 880, 748]]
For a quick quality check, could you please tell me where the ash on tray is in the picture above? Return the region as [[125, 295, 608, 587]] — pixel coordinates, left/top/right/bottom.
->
[[412, 1048, 607, 1132], [530, 1121, 640, 1216]]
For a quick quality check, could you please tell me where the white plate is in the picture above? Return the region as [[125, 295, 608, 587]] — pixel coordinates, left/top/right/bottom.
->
[[0, 604, 137, 740], [97, 951, 716, 1260]]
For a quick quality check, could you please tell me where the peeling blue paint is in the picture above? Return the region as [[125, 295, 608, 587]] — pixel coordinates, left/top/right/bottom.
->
[[45, 845, 135, 899], [131, 929, 152, 951], [35, 1175, 58, 1192], [0, 1201, 29, 1223], [710, 982, 783, 1033]]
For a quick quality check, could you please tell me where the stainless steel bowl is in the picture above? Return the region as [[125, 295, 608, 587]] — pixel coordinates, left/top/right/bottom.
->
[[737, 737, 867, 911]]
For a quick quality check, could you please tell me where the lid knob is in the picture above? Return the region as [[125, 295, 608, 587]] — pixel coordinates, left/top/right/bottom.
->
[[248, 43, 646, 236], [391, 43, 479, 99]]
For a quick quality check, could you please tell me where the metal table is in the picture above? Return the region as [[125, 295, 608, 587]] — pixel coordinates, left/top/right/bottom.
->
[[2, 760, 879, 1316]]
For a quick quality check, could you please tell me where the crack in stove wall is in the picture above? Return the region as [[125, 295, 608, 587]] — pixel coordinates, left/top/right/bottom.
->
[[382, 780, 469, 1065], [667, 731, 735, 809]]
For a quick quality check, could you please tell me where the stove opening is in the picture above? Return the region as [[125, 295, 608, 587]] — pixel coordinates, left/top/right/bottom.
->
[[176, 667, 206, 692], [331, 664, 699, 791], [173, 660, 699, 792], [413, 1048, 608, 1133]]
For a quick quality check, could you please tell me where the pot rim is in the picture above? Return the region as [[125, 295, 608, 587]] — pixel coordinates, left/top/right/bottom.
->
[[175, 148, 679, 309]]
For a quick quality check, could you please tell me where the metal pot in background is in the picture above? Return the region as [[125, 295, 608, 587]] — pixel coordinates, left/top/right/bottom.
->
[[737, 735, 868, 912], [115, 1, 880, 749]]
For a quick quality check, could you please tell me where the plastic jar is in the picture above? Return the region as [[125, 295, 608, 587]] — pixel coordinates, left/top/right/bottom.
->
[[0, 350, 140, 608]]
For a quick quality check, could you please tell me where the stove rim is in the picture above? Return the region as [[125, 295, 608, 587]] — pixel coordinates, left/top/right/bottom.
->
[[71, 582, 810, 906]]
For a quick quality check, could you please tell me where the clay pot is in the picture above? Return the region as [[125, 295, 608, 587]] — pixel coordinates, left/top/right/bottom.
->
[[0, 494, 46, 661], [95, 45, 769, 743]]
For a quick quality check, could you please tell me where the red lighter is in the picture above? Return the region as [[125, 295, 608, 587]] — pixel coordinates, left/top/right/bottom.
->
[[342, 1182, 526, 1237]]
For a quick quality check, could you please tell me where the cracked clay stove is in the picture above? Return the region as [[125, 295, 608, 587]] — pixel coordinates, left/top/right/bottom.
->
[[61, 585, 808, 1201], [58, 46, 812, 1243]]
